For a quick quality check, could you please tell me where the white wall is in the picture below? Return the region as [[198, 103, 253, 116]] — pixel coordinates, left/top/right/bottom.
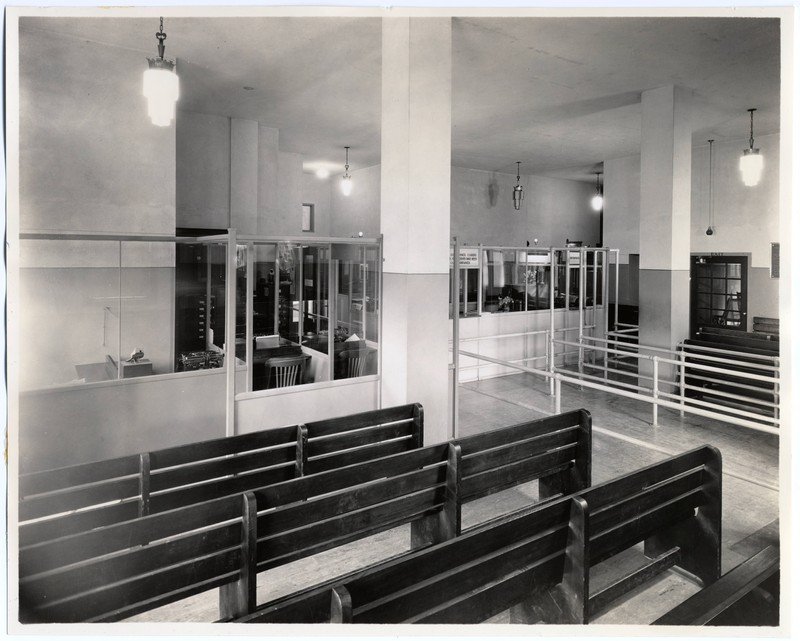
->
[[301, 173, 332, 237], [330, 164, 382, 238], [450, 167, 601, 247]]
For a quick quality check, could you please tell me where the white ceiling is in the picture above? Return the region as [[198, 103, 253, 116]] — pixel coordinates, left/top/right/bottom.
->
[[23, 11, 781, 183]]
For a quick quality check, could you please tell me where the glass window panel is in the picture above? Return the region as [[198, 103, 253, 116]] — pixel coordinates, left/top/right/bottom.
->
[[711, 264, 726, 277], [727, 263, 742, 278]]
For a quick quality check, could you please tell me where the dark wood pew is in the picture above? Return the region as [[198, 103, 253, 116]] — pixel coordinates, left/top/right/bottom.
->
[[653, 545, 779, 626], [19, 492, 258, 623], [18, 403, 423, 547], [681, 327, 779, 416], [235, 444, 719, 625], [19, 409, 591, 623]]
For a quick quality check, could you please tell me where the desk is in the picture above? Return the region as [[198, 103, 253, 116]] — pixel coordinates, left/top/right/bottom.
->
[[251, 337, 303, 389]]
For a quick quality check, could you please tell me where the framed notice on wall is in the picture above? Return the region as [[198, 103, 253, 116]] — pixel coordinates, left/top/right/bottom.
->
[[302, 203, 315, 232]]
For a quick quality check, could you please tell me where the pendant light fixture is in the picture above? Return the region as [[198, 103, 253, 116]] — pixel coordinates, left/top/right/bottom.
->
[[143, 17, 179, 127], [591, 172, 603, 211], [739, 108, 763, 187], [341, 146, 353, 196], [706, 140, 715, 235], [512, 162, 524, 210]]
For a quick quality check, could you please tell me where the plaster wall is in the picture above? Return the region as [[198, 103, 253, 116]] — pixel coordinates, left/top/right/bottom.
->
[[330, 164, 381, 238], [450, 168, 601, 248], [19, 23, 175, 235], [300, 173, 332, 237], [177, 110, 231, 230]]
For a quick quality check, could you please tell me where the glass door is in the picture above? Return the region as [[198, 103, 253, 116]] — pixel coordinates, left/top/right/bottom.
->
[[691, 255, 748, 335]]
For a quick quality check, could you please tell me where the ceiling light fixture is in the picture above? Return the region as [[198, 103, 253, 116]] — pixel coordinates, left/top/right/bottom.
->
[[591, 172, 604, 211], [143, 17, 179, 127], [512, 162, 524, 210], [706, 140, 715, 236], [739, 108, 763, 187], [341, 147, 353, 196]]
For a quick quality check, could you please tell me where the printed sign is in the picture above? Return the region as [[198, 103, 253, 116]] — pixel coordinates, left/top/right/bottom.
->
[[449, 247, 480, 269]]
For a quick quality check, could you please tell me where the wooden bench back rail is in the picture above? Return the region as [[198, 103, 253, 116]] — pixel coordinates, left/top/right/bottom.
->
[[19, 493, 258, 623], [297, 403, 423, 475], [237, 444, 720, 625], [250, 409, 591, 573], [19, 403, 423, 546], [19, 408, 589, 623]]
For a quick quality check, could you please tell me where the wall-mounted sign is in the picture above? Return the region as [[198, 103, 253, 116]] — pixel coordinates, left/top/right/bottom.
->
[[449, 247, 480, 269]]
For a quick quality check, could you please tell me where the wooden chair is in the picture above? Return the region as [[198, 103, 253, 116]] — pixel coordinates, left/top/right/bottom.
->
[[266, 353, 310, 388], [338, 348, 370, 378]]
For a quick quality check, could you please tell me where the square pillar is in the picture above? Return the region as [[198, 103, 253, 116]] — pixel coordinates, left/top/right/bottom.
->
[[639, 86, 693, 354], [381, 18, 452, 444]]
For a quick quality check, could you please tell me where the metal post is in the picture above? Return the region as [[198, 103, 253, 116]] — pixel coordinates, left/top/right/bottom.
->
[[377, 236, 384, 409], [451, 237, 460, 440], [652, 356, 659, 426], [679, 349, 686, 417], [602, 249, 609, 381], [245, 242, 254, 393], [773, 356, 780, 422], [555, 376, 562, 414], [549, 247, 556, 395], [477, 243, 484, 316], [578, 249, 585, 371], [613, 249, 620, 331], [225, 228, 238, 437]]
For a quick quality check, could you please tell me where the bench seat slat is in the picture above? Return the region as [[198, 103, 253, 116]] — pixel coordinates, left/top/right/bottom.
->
[[304, 404, 418, 438], [150, 444, 296, 492], [308, 422, 413, 457]]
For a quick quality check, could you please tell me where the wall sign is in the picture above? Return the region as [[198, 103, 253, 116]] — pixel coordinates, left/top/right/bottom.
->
[[449, 247, 480, 269]]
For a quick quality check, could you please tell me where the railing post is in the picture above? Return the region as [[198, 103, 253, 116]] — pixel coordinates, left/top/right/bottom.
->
[[773, 356, 780, 422], [555, 376, 562, 414], [652, 356, 659, 426], [548, 330, 555, 396], [679, 349, 686, 418]]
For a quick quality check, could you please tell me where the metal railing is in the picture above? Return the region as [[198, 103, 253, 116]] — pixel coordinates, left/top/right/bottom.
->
[[455, 326, 780, 436]]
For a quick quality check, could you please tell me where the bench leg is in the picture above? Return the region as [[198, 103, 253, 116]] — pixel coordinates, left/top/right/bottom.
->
[[644, 452, 722, 586], [511, 497, 590, 625]]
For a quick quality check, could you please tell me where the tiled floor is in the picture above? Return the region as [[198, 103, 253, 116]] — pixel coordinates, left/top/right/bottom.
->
[[130, 372, 781, 626]]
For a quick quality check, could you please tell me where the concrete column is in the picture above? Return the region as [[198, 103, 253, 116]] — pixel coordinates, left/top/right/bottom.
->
[[230, 118, 258, 234], [638, 86, 693, 356], [381, 17, 452, 445]]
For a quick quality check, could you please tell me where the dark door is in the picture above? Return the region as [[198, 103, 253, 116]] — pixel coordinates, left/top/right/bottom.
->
[[690, 255, 748, 336]]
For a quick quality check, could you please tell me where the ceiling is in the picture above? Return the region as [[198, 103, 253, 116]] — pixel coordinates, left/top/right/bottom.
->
[[23, 10, 782, 183]]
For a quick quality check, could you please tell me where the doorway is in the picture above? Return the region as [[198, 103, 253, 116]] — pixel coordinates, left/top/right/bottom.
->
[[690, 255, 748, 336]]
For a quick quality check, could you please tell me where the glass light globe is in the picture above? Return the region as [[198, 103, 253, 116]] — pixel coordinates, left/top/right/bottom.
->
[[143, 66, 179, 127], [341, 174, 353, 196], [591, 193, 604, 211], [739, 150, 763, 187]]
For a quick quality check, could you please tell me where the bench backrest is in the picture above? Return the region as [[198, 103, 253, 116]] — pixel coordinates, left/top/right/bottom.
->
[[18, 403, 424, 547], [19, 408, 590, 623], [19, 492, 257, 623], [238, 444, 720, 625]]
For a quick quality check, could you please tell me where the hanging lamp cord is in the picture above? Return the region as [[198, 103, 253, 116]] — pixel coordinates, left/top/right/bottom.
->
[[748, 108, 756, 151], [708, 139, 714, 229], [516, 162, 521, 183], [345, 146, 350, 172]]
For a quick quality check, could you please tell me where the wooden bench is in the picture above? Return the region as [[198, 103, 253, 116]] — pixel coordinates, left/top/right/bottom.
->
[[19, 492, 258, 623], [681, 329, 779, 417], [236, 444, 719, 625], [19, 409, 591, 623], [18, 403, 423, 547], [653, 545, 779, 626]]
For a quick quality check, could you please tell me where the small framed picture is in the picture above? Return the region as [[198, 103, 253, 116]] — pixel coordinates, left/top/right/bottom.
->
[[302, 203, 315, 232]]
